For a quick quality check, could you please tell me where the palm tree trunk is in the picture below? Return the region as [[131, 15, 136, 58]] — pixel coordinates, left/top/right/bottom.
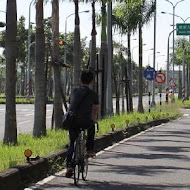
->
[[178, 65, 182, 99], [113, 67, 120, 115], [124, 64, 130, 113], [186, 63, 189, 100], [52, 0, 63, 129], [127, 32, 133, 112], [90, 0, 97, 71], [187, 64, 190, 99], [99, 1, 108, 118], [3, 0, 17, 145], [21, 66, 25, 96], [90, 1, 97, 92], [138, 24, 144, 113], [73, 0, 81, 87], [33, 0, 46, 137], [106, 2, 113, 115]]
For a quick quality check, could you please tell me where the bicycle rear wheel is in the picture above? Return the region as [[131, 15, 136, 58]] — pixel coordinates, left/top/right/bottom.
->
[[73, 139, 80, 186], [82, 157, 88, 181]]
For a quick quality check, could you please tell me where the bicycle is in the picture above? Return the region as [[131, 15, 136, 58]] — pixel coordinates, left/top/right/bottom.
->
[[73, 122, 99, 186]]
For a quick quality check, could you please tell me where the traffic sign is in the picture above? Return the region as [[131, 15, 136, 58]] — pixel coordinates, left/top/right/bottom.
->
[[169, 78, 176, 88], [155, 72, 166, 84], [144, 66, 157, 81], [177, 23, 190, 36]]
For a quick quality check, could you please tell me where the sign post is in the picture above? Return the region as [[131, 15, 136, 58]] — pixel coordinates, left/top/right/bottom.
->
[[144, 66, 157, 113], [155, 72, 166, 112]]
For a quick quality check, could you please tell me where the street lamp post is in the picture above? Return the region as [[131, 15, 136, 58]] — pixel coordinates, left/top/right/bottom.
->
[[64, 10, 89, 66], [62, 10, 89, 94], [152, 0, 157, 106], [148, 51, 160, 66], [164, 0, 186, 90], [162, 13, 190, 88], [156, 55, 165, 70], [132, 44, 146, 60], [166, 28, 176, 87], [27, 0, 35, 99]]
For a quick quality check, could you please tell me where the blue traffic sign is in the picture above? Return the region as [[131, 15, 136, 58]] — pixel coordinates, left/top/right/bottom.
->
[[144, 66, 157, 81]]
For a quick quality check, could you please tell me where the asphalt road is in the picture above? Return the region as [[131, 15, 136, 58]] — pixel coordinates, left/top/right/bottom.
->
[[25, 109, 190, 190], [0, 94, 166, 140]]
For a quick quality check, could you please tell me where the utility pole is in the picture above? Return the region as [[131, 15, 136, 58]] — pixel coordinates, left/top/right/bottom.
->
[[27, 0, 35, 99], [151, 0, 157, 106]]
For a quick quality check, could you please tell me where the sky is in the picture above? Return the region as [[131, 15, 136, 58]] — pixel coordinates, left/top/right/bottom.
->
[[0, 0, 190, 71]]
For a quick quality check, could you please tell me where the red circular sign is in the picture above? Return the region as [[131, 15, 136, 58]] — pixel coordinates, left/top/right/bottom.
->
[[155, 72, 166, 84]]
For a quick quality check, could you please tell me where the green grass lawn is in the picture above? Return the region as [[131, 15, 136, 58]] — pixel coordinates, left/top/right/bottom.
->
[[0, 101, 184, 172]]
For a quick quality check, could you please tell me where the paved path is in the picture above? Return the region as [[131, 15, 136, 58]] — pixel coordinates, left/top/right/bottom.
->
[[26, 109, 190, 190]]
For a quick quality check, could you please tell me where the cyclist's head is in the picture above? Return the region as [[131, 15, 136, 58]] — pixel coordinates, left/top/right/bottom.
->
[[80, 69, 94, 85]]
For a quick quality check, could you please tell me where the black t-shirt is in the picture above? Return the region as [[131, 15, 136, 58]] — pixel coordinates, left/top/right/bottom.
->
[[69, 85, 99, 122]]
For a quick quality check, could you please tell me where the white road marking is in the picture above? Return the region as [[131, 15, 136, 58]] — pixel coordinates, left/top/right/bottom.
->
[[25, 169, 66, 189], [183, 114, 189, 117], [18, 120, 30, 125], [25, 114, 34, 116]]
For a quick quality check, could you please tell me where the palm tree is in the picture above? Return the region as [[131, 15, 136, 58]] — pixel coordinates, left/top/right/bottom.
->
[[3, 0, 17, 145], [137, 0, 155, 113], [99, 0, 108, 118], [113, 0, 155, 113], [73, 0, 81, 87], [52, 0, 63, 129], [33, 0, 46, 137], [113, 1, 139, 113], [89, 0, 97, 73]]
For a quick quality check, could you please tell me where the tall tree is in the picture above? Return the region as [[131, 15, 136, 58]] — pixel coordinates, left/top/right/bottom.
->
[[89, 0, 97, 73], [113, 1, 139, 113], [137, 0, 155, 113], [33, 0, 46, 137], [3, 0, 17, 145], [73, 0, 81, 86], [99, 0, 108, 118], [113, 0, 155, 113], [52, 0, 63, 129], [106, 2, 113, 115]]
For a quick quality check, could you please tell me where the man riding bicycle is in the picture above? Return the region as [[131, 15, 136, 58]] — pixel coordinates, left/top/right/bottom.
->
[[65, 69, 99, 178]]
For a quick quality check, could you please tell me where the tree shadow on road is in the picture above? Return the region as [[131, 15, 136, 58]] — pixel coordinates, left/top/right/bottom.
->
[[90, 160, 190, 176]]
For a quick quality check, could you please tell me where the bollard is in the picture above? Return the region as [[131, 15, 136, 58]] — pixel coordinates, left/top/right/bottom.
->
[[111, 124, 115, 132], [24, 149, 32, 162], [125, 120, 129, 128], [160, 93, 162, 112], [166, 87, 169, 104], [137, 118, 140, 124]]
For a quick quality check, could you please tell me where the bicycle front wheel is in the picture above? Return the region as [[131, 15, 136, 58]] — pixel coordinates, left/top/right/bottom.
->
[[74, 163, 80, 186], [82, 157, 88, 181]]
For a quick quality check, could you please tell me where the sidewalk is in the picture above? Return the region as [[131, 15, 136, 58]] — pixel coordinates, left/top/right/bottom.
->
[[27, 109, 190, 190]]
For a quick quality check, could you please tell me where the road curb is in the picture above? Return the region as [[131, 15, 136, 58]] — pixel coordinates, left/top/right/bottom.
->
[[0, 118, 171, 190]]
